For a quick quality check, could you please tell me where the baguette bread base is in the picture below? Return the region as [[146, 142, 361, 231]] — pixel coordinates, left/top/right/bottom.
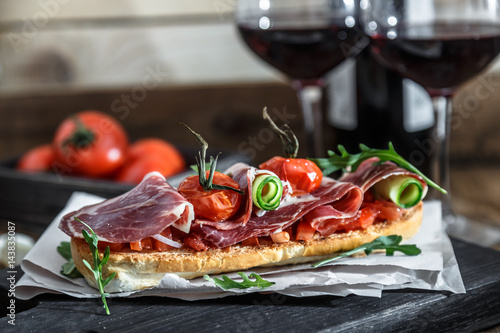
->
[[71, 201, 423, 293]]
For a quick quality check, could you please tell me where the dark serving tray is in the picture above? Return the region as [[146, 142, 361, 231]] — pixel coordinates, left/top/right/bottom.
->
[[0, 146, 250, 227]]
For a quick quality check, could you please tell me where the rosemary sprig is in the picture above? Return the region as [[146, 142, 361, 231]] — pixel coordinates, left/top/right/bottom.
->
[[182, 123, 243, 195], [262, 107, 299, 158]]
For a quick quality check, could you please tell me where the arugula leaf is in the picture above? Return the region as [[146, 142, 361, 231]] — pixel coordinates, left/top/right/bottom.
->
[[309, 142, 447, 194], [57, 241, 83, 278], [75, 217, 116, 315], [312, 235, 422, 268], [204, 272, 275, 290]]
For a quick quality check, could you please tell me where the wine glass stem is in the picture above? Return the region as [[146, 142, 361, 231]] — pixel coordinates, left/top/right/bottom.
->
[[431, 95, 453, 218], [296, 85, 324, 158]]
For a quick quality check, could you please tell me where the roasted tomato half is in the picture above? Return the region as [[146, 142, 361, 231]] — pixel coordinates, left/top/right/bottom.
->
[[178, 171, 242, 221]]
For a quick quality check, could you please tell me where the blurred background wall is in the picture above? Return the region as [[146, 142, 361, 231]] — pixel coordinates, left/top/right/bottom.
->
[[0, 0, 499, 226]]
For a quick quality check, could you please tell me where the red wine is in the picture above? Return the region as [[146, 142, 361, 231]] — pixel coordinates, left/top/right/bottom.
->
[[326, 47, 434, 176], [371, 23, 500, 95], [238, 23, 367, 84]]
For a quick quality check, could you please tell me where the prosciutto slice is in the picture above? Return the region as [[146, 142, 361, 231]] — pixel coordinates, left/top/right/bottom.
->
[[190, 177, 363, 248], [302, 158, 427, 236], [340, 158, 427, 192], [59, 172, 194, 243]]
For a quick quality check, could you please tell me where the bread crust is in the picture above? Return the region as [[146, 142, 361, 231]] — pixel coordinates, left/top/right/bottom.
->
[[71, 202, 423, 292]]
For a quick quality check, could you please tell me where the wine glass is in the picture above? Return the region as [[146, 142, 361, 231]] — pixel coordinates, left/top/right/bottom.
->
[[235, 0, 369, 157], [361, 0, 500, 229]]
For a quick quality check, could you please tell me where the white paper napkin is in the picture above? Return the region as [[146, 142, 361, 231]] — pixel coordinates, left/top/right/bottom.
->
[[16, 192, 465, 300]]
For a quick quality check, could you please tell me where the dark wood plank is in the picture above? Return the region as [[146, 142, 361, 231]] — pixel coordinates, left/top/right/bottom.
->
[[1, 238, 499, 332]]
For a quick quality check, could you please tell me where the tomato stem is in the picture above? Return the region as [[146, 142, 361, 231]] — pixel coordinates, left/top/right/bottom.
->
[[62, 115, 96, 150], [263, 107, 299, 158], [182, 123, 244, 195]]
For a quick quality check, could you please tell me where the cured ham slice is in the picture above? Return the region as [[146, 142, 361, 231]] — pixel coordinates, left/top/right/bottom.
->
[[302, 158, 427, 236], [190, 177, 363, 248], [59, 172, 194, 243], [340, 157, 427, 192]]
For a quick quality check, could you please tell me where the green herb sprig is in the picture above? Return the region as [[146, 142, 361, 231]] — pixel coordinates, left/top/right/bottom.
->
[[57, 241, 83, 278], [75, 217, 116, 315], [309, 142, 446, 194], [312, 235, 422, 268], [204, 272, 275, 290], [182, 122, 244, 195]]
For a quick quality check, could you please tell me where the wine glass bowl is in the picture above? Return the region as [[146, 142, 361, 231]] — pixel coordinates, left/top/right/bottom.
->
[[363, 4, 500, 97], [235, 0, 368, 157]]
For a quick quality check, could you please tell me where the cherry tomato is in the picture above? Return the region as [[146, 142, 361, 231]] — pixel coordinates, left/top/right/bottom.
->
[[17, 144, 55, 172], [259, 156, 322, 195], [115, 138, 186, 184], [53, 110, 128, 178], [177, 171, 242, 221]]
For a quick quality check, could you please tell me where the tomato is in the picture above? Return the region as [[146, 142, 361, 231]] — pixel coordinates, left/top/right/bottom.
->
[[17, 144, 55, 172], [97, 241, 125, 252], [259, 156, 322, 195], [130, 237, 153, 251], [183, 234, 208, 251], [127, 138, 185, 174], [152, 228, 175, 252], [178, 170, 242, 221], [363, 199, 403, 222], [115, 138, 186, 184], [296, 220, 316, 241], [53, 110, 128, 178], [356, 206, 379, 229], [337, 207, 378, 232]]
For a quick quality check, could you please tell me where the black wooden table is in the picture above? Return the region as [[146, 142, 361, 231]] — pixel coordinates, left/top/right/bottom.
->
[[1, 237, 499, 333]]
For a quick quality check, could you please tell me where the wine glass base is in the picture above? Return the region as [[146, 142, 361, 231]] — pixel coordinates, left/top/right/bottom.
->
[[444, 212, 500, 248]]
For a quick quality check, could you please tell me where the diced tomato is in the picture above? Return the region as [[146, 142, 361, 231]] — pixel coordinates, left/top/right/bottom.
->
[[152, 228, 175, 252], [130, 238, 153, 251], [97, 241, 125, 252], [363, 200, 403, 221], [357, 206, 379, 229], [241, 237, 260, 247], [183, 235, 208, 251], [337, 207, 378, 232], [296, 220, 316, 241]]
